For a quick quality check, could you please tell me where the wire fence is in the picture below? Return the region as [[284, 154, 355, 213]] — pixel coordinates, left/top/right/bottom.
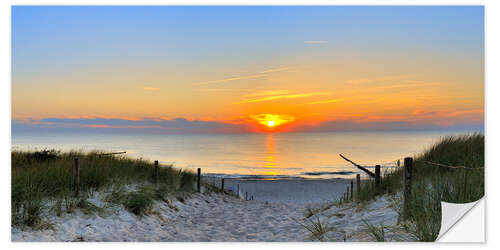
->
[[415, 159, 483, 170]]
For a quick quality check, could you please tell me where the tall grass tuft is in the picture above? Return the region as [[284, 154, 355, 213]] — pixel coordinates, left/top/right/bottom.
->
[[297, 216, 333, 241], [12, 150, 196, 228], [362, 220, 386, 242], [350, 133, 484, 241]]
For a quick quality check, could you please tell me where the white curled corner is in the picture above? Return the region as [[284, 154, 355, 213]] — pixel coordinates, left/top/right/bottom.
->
[[436, 198, 484, 241]]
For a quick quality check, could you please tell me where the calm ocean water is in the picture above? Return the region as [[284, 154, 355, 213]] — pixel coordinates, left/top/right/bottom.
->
[[11, 131, 475, 179]]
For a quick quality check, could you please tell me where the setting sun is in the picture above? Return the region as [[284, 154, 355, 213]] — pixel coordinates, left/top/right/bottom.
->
[[250, 114, 296, 131]]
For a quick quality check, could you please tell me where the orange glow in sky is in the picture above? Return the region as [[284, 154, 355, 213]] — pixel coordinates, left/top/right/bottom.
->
[[11, 7, 484, 133], [249, 114, 296, 131]]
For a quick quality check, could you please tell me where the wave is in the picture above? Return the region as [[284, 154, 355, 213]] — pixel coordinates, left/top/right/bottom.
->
[[301, 171, 356, 176], [204, 171, 358, 179], [202, 173, 301, 180]]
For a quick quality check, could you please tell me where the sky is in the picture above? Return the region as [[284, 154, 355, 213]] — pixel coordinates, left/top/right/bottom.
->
[[11, 6, 484, 134]]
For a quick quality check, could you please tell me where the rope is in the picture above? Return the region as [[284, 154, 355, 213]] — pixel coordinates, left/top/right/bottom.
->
[[96, 151, 126, 156], [416, 159, 483, 170]]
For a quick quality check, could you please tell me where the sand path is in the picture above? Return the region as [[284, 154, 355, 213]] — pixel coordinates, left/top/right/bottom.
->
[[12, 193, 309, 242], [164, 193, 308, 241]]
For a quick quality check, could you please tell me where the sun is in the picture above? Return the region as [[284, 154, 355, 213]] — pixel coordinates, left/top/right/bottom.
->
[[250, 113, 296, 131]]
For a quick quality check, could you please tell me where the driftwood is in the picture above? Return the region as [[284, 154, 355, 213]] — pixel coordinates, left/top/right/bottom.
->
[[339, 154, 375, 178]]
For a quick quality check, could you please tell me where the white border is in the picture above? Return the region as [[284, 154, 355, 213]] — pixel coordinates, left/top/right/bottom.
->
[[2, 0, 496, 249]]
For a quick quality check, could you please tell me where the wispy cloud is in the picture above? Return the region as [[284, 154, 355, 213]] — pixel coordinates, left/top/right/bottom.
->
[[358, 81, 443, 92], [195, 88, 255, 92], [243, 90, 292, 98], [306, 98, 344, 105], [143, 87, 160, 91], [194, 74, 266, 85], [304, 40, 328, 44], [194, 66, 290, 85], [235, 91, 330, 104], [346, 75, 414, 84], [258, 67, 289, 74]]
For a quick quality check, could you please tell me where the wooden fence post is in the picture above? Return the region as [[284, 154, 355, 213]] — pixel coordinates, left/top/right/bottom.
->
[[221, 178, 225, 192], [356, 174, 361, 195], [375, 165, 381, 188], [197, 168, 201, 193], [350, 180, 354, 199], [403, 157, 413, 216], [245, 192, 248, 201], [154, 160, 159, 182], [73, 157, 80, 197], [237, 184, 240, 198]]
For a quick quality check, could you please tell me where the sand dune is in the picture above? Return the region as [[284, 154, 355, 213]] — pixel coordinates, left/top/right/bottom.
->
[[12, 179, 406, 242], [12, 192, 307, 242]]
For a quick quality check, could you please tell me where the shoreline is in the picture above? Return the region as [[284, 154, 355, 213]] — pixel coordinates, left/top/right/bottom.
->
[[221, 178, 354, 205]]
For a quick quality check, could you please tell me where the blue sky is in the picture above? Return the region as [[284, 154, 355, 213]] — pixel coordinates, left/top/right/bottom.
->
[[12, 6, 483, 78]]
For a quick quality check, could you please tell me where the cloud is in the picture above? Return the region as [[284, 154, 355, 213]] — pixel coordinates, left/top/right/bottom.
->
[[195, 88, 255, 92], [235, 91, 330, 104], [258, 67, 289, 74], [346, 75, 414, 84], [193, 66, 290, 85], [12, 109, 484, 134], [250, 113, 296, 127], [12, 117, 251, 134], [304, 40, 328, 44], [306, 98, 344, 105], [143, 87, 160, 91], [194, 74, 267, 85], [294, 117, 483, 133], [243, 90, 292, 98]]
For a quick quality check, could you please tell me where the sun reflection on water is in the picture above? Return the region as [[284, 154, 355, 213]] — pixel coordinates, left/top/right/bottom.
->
[[262, 133, 278, 174]]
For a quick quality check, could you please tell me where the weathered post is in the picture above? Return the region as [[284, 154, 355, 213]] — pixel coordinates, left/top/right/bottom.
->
[[245, 192, 248, 201], [237, 184, 240, 198], [221, 178, 225, 192], [356, 174, 361, 196], [375, 165, 381, 188], [197, 168, 201, 193], [350, 180, 354, 199], [403, 157, 413, 216], [73, 157, 80, 197], [154, 160, 159, 182]]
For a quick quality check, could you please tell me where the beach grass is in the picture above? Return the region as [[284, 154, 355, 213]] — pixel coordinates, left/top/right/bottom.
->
[[362, 220, 386, 242], [342, 133, 484, 241], [11, 150, 196, 229], [297, 216, 333, 241]]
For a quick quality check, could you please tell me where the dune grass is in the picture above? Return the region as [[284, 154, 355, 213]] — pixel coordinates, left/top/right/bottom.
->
[[12, 150, 196, 229], [296, 216, 333, 241], [341, 133, 484, 241], [362, 220, 386, 242]]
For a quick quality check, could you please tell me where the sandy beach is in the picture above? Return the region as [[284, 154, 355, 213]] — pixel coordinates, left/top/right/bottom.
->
[[11, 177, 408, 242], [12, 192, 307, 241], [208, 178, 354, 205]]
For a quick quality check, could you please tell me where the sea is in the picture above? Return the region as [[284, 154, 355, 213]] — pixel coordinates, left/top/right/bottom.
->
[[11, 130, 478, 179]]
